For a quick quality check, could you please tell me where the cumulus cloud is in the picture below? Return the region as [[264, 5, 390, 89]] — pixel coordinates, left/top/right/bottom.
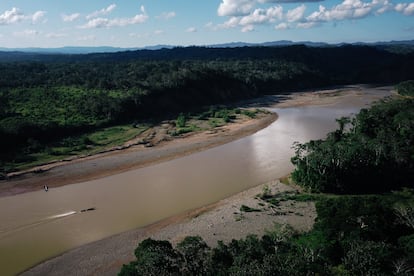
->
[[297, 21, 317, 28], [62, 13, 81, 22], [242, 25, 255, 32], [0, 7, 47, 25], [218, 0, 256, 16], [215, 0, 411, 32], [157, 11, 176, 20], [86, 4, 116, 20], [240, 6, 284, 25], [395, 2, 414, 15], [286, 4, 306, 22], [32, 11, 46, 24], [81, 14, 148, 28], [0, 7, 25, 25], [275, 22, 289, 29], [80, 5, 148, 28], [307, 0, 385, 22]]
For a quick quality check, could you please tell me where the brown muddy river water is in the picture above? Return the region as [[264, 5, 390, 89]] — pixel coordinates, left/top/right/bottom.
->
[[0, 87, 392, 275]]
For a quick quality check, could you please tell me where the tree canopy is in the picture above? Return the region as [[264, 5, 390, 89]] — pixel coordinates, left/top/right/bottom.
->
[[291, 96, 414, 194]]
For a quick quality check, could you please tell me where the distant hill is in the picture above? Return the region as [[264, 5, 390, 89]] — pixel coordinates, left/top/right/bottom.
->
[[0, 40, 413, 55], [0, 46, 139, 54]]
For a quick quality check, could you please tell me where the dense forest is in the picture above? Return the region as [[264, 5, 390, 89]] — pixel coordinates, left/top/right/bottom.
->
[[119, 82, 414, 275], [1, 45, 414, 174]]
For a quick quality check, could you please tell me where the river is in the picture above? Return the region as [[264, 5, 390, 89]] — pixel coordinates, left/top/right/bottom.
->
[[0, 86, 392, 275]]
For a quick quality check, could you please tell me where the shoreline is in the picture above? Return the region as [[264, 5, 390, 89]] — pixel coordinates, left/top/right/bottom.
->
[[23, 180, 316, 276], [0, 111, 277, 198]]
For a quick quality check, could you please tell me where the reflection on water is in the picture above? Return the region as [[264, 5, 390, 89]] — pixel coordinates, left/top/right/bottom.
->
[[0, 87, 392, 275]]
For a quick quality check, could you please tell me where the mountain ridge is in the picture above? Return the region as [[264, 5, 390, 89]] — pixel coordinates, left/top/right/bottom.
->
[[1, 40, 413, 54]]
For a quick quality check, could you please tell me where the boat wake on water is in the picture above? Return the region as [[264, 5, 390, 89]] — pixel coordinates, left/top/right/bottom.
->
[[0, 209, 94, 238]]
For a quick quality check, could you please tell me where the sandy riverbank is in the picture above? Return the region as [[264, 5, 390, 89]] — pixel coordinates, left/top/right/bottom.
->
[[21, 85, 394, 275], [0, 111, 276, 198]]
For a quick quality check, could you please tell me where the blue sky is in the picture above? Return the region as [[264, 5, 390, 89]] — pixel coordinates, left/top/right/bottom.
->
[[0, 0, 413, 48]]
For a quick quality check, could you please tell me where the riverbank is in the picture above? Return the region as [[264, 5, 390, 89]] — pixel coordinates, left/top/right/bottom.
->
[[23, 180, 316, 276], [0, 110, 276, 197]]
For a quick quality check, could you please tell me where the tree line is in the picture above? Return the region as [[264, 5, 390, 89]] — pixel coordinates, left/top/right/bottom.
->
[[291, 89, 413, 194]]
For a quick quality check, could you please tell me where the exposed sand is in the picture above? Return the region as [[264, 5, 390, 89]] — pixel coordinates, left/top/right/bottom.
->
[[20, 85, 394, 275]]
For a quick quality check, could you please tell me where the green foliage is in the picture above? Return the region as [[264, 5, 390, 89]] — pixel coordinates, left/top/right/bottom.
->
[[260, 184, 272, 199], [175, 113, 186, 128], [397, 80, 414, 96], [121, 192, 414, 275], [241, 109, 257, 118], [291, 97, 414, 194], [342, 240, 392, 275], [399, 234, 414, 261], [176, 236, 210, 275], [131, 238, 182, 275]]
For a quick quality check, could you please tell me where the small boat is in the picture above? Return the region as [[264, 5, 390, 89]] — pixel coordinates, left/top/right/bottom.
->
[[80, 207, 96, 213]]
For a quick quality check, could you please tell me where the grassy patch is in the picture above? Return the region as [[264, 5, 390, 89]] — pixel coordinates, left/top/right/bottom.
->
[[4, 124, 149, 172]]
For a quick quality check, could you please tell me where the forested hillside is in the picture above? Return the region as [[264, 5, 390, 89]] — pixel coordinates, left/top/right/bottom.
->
[[1, 45, 413, 174]]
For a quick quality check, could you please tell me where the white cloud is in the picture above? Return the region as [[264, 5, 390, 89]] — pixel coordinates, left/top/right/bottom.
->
[[242, 25, 255, 32], [275, 22, 289, 29], [32, 11, 46, 24], [62, 13, 81, 22], [0, 8, 46, 25], [218, 0, 256, 16], [0, 7, 25, 25], [239, 6, 283, 25], [186, 27, 197, 32], [220, 16, 241, 29], [80, 6, 148, 29], [376, 0, 393, 14], [395, 2, 414, 15], [81, 15, 148, 28], [205, 21, 218, 31], [297, 21, 317, 28], [157, 11, 176, 20], [307, 0, 384, 22], [86, 4, 116, 20], [154, 30, 164, 35], [286, 4, 306, 22], [216, 0, 399, 32]]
